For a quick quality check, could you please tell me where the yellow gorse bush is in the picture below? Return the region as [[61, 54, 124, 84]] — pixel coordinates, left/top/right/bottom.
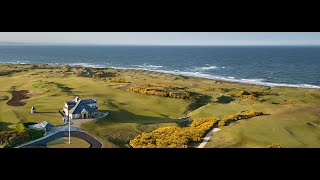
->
[[109, 77, 130, 83], [218, 110, 264, 127], [267, 143, 284, 148], [227, 90, 266, 101], [128, 87, 194, 100], [130, 117, 218, 148], [227, 90, 278, 101], [140, 83, 179, 89]]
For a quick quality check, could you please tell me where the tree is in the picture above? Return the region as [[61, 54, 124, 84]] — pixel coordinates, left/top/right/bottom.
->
[[15, 123, 26, 134]]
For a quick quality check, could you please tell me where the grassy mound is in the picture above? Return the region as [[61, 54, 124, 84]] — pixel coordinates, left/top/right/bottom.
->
[[33, 80, 72, 95]]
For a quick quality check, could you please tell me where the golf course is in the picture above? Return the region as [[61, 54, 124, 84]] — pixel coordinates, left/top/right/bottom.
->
[[0, 63, 320, 148]]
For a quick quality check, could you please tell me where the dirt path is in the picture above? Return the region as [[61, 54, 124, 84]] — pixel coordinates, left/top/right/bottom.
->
[[198, 128, 221, 148]]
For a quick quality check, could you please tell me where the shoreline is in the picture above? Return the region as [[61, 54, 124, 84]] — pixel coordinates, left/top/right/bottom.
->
[[2, 62, 320, 89], [113, 67, 320, 89]]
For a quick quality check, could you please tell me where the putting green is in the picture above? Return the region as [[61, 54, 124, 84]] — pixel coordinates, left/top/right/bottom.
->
[[46, 137, 90, 148]]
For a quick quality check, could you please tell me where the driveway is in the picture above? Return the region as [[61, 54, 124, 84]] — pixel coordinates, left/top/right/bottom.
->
[[20, 131, 102, 148]]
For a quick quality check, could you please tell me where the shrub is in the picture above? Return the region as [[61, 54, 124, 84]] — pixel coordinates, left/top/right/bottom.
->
[[27, 129, 45, 140], [109, 77, 130, 83], [92, 71, 104, 78], [0, 95, 9, 100], [203, 87, 216, 91], [267, 143, 284, 148], [15, 123, 26, 134], [128, 87, 194, 100], [0, 70, 23, 76], [130, 117, 218, 148], [0, 126, 44, 147], [227, 90, 278, 102], [227, 91, 265, 102], [140, 83, 179, 89], [61, 65, 71, 72], [218, 110, 264, 127]]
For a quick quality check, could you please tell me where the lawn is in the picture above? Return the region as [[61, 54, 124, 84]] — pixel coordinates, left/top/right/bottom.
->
[[46, 137, 91, 148], [1, 64, 320, 148]]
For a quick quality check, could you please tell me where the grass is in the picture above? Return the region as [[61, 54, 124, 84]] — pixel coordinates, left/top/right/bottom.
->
[[46, 137, 91, 148], [0, 64, 320, 148]]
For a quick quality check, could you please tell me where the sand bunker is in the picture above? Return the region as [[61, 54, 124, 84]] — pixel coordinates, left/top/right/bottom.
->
[[7, 90, 29, 106]]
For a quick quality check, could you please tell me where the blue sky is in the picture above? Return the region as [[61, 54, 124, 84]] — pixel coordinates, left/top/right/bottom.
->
[[0, 32, 320, 45]]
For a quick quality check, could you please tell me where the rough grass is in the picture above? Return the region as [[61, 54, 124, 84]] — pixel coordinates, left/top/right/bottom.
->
[[0, 64, 320, 148], [33, 80, 73, 95]]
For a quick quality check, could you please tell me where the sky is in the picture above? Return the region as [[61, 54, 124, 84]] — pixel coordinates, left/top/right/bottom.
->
[[0, 32, 320, 45]]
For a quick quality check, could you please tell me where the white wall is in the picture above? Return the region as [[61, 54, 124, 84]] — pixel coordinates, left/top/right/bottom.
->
[[73, 114, 81, 119]]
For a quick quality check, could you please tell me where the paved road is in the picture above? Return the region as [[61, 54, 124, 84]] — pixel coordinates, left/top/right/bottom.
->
[[198, 128, 221, 148], [21, 131, 102, 148]]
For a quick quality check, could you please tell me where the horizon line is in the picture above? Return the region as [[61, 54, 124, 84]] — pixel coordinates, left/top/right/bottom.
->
[[1, 41, 320, 46]]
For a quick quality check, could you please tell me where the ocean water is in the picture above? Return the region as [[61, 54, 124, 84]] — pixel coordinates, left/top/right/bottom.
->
[[0, 45, 319, 88]]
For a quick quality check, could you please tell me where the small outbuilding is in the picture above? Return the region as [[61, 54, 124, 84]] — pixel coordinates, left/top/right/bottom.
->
[[31, 106, 36, 114], [28, 121, 54, 131]]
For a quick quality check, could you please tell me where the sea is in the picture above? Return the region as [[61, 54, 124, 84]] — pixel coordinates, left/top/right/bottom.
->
[[0, 45, 319, 88]]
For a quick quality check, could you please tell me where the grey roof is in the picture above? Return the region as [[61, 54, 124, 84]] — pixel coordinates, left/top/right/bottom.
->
[[66, 101, 77, 106], [46, 123, 55, 128], [81, 99, 97, 104], [68, 100, 97, 114]]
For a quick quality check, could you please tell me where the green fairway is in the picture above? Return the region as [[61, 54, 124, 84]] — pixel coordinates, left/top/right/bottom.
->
[[46, 137, 90, 148], [1, 64, 320, 148]]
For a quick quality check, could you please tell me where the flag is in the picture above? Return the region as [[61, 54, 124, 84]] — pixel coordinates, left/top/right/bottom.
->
[[64, 116, 69, 123]]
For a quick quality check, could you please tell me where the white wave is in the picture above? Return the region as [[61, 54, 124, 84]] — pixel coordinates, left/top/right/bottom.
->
[[0, 60, 30, 64], [240, 78, 265, 82], [193, 66, 218, 71], [130, 64, 163, 69], [112, 67, 320, 89], [67, 63, 108, 68]]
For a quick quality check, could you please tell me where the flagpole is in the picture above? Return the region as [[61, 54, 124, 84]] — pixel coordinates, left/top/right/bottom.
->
[[68, 112, 71, 144]]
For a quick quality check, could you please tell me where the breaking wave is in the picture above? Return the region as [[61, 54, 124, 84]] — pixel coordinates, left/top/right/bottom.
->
[[0, 60, 31, 64], [1, 60, 319, 89], [130, 64, 163, 69], [111, 67, 320, 89]]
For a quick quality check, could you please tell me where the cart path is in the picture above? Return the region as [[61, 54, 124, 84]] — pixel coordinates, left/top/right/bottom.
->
[[198, 128, 221, 148]]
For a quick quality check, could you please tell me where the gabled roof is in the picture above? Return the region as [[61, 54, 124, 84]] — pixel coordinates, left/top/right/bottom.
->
[[66, 99, 96, 106], [81, 99, 97, 104], [66, 101, 77, 106], [68, 100, 97, 114], [28, 121, 54, 130]]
